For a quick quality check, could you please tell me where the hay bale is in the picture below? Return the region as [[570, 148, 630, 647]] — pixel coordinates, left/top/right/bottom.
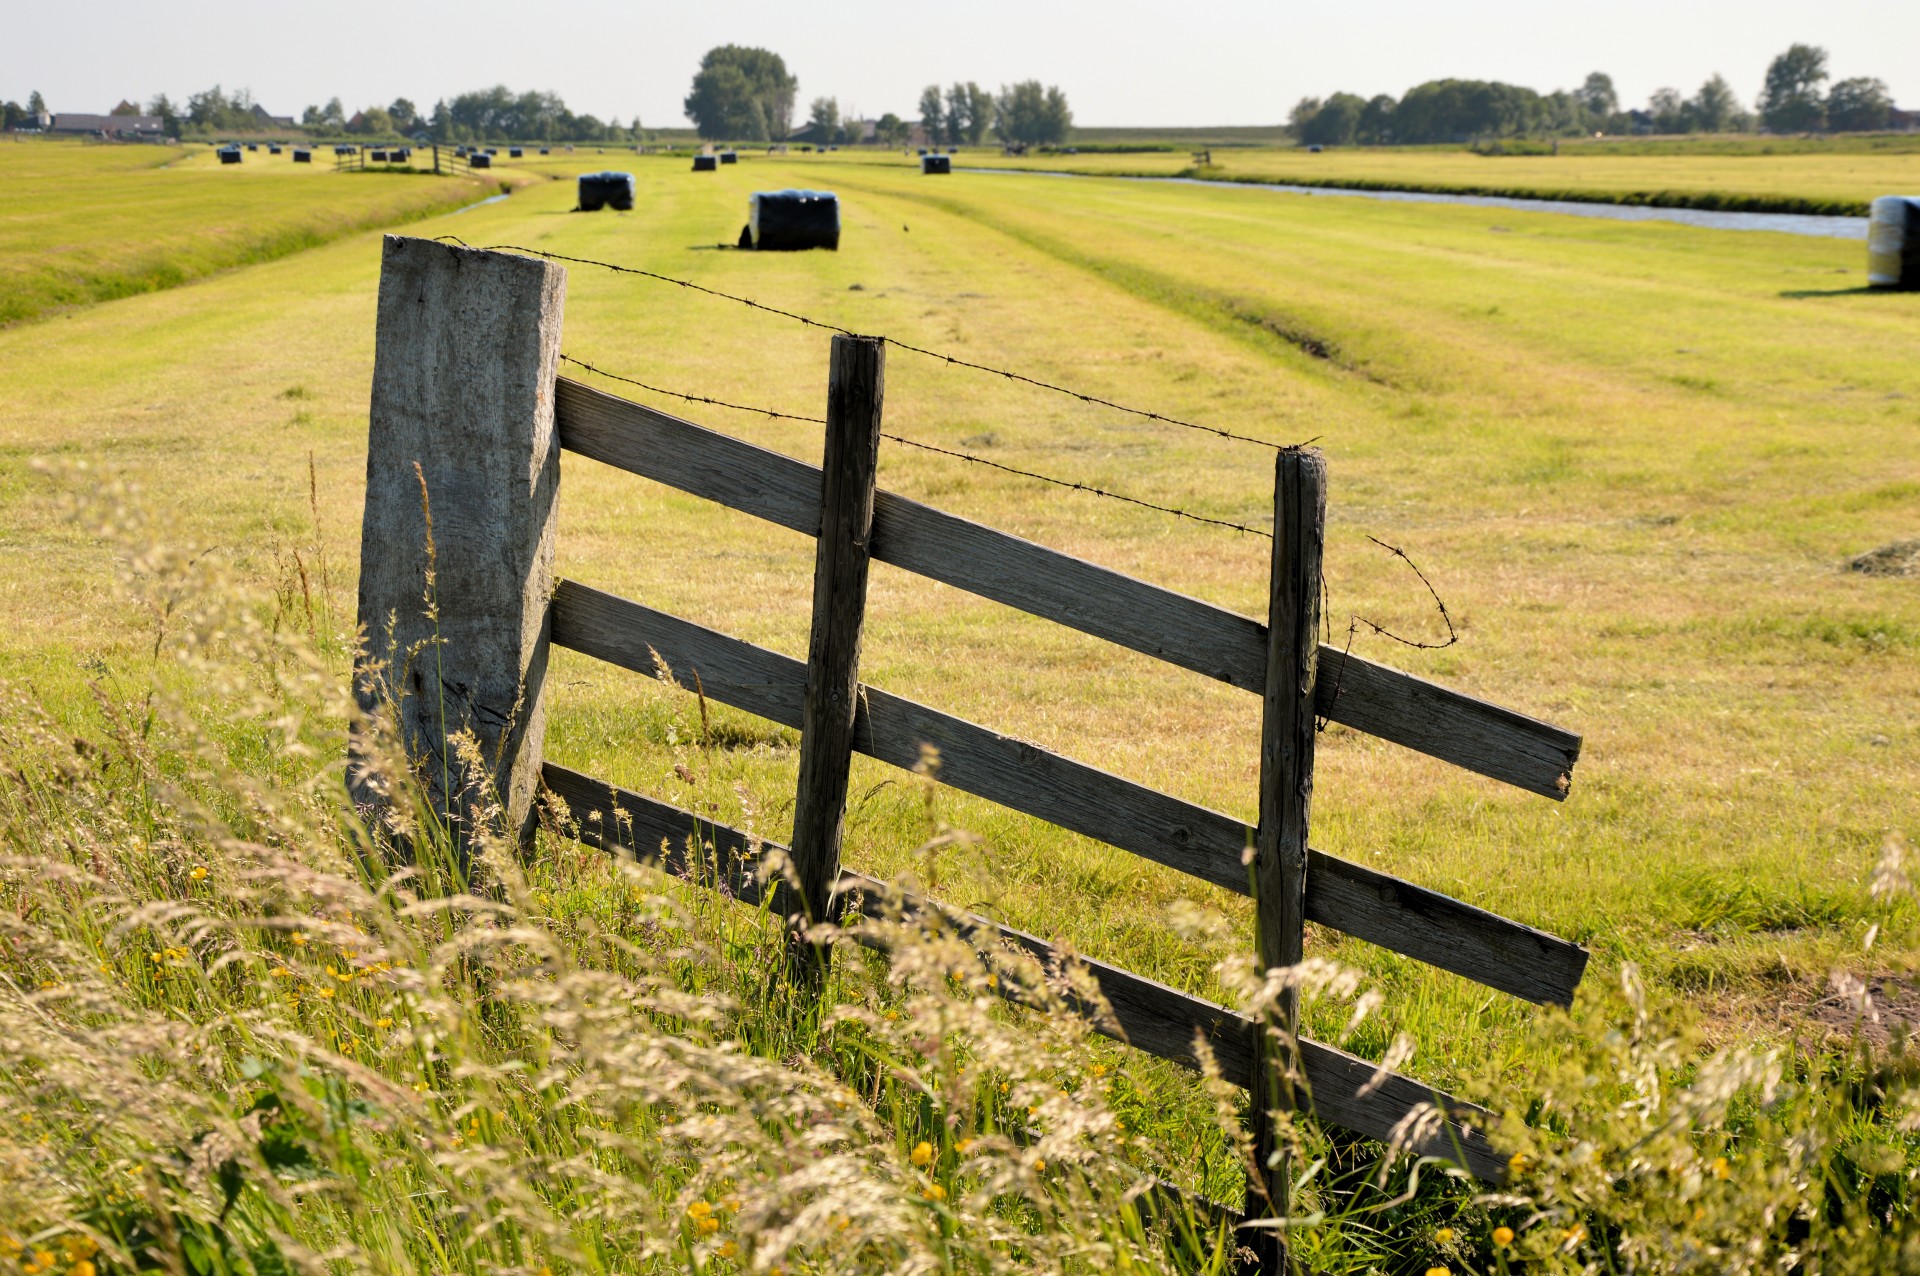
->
[[369, 150, 388, 162], [509, 147, 524, 158], [1868, 197, 1920, 290], [247, 144, 258, 152], [578, 171, 636, 211], [540, 147, 550, 155], [692, 154, 718, 172], [747, 189, 839, 251], [292, 148, 311, 163], [1850, 539, 1920, 577], [218, 147, 241, 164], [470, 152, 492, 169], [335, 145, 355, 155], [720, 150, 738, 164], [921, 154, 951, 174]]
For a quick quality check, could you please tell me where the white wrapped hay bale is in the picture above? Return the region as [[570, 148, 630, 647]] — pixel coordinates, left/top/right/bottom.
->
[[1868, 197, 1919, 290]]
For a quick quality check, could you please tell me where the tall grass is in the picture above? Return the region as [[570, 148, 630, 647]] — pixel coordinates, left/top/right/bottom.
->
[[2, 511, 1918, 1274]]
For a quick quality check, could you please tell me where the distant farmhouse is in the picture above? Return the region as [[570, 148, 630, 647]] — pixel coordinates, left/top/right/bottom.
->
[[45, 112, 165, 138]]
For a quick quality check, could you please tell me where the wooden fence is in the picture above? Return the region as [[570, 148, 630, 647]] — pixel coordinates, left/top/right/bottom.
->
[[354, 236, 1588, 1262]]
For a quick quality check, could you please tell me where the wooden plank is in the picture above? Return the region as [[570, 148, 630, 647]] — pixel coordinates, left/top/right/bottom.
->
[[554, 377, 1581, 799], [549, 579, 1588, 1007], [1247, 448, 1326, 1259], [788, 335, 885, 984], [539, 762, 1506, 1184]]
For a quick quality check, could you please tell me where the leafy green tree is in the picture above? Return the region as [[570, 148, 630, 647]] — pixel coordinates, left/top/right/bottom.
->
[[1647, 86, 1687, 133], [1826, 76, 1893, 132], [1393, 78, 1542, 143], [993, 81, 1071, 146], [1759, 43, 1828, 132], [683, 45, 797, 141], [961, 82, 992, 145], [0, 102, 25, 130], [1356, 93, 1397, 144], [1578, 72, 1617, 124], [1686, 74, 1742, 133], [147, 93, 179, 135], [1300, 92, 1366, 146], [387, 98, 418, 133], [876, 112, 910, 148], [807, 96, 840, 146], [1287, 96, 1322, 137], [347, 107, 393, 136], [27, 90, 45, 117], [918, 84, 944, 145]]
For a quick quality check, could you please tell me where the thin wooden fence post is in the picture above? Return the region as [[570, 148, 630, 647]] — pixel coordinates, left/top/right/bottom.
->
[[788, 334, 886, 985], [1246, 447, 1326, 1273], [351, 236, 566, 859]]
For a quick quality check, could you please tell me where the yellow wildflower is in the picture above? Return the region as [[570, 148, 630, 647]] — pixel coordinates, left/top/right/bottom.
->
[[1507, 1152, 1531, 1176], [955, 1139, 974, 1155], [696, 1217, 719, 1236], [414, 1081, 430, 1093], [1712, 1156, 1730, 1180], [833, 1215, 849, 1231], [318, 987, 334, 1000], [1433, 1227, 1455, 1244], [922, 1184, 946, 1201], [1090, 1064, 1107, 1077], [910, 1141, 933, 1167], [687, 1200, 713, 1219], [986, 974, 998, 987], [0, 1237, 20, 1256], [291, 933, 308, 946], [71, 1262, 96, 1276], [270, 967, 292, 979], [718, 1240, 738, 1258], [1425, 1268, 1449, 1276], [720, 1196, 740, 1212], [189, 866, 208, 881], [1033, 1159, 1046, 1172], [1693, 1206, 1707, 1223], [376, 1017, 393, 1029], [1563, 1224, 1587, 1247], [1492, 1226, 1514, 1247]]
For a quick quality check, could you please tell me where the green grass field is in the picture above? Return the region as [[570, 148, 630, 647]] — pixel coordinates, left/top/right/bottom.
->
[[0, 139, 498, 326], [2, 146, 1917, 1269], [827, 136, 1920, 215]]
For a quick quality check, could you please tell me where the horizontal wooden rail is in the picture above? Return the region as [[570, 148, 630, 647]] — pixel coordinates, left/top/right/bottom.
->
[[550, 579, 1588, 1006], [555, 377, 1581, 800], [541, 761, 1506, 1183]]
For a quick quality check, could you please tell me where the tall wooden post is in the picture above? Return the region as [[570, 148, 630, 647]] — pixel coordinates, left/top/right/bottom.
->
[[351, 236, 565, 853], [1246, 448, 1326, 1273], [788, 334, 886, 985]]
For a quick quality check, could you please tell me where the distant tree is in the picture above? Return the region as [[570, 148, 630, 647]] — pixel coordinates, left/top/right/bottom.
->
[[1394, 78, 1542, 143], [961, 82, 992, 145], [1356, 93, 1398, 144], [807, 97, 840, 146], [944, 83, 968, 146], [1300, 92, 1366, 146], [348, 107, 393, 136], [0, 102, 25, 130], [1759, 43, 1828, 132], [146, 93, 179, 135], [1287, 96, 1323, 137], [1826, 76, 1893, 133], [876, 112, 910, 148], [1686, 74, 1742, 133], [993, 81, 1071, 146], [388, 98, 419, 133], [27, 90, 46, 117], [1578, 72, 1617, 124], [1647, 87, 1687, 133], [918, 84, 944, 145], [683, 45, 797, 141], [110, 99, 140, 116]]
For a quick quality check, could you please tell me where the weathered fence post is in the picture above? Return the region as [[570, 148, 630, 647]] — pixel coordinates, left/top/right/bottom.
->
[[787, 334, 886, 984], [352, 235, 566, 854], [1246, 447, 1326, 1273]]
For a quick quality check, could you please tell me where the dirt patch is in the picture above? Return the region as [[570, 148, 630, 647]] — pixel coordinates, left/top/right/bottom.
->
[[1849, 540, 1920, 577], [1799, 974, 1920, 1047]]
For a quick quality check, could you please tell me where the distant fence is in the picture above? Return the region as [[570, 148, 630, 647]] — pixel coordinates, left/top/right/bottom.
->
[[354, 236, 1587, 1262]]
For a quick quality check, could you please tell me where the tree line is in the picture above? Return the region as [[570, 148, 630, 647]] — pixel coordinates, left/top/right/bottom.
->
[[1290, 44, 1900, 146], [682, 46, 1071, 147]]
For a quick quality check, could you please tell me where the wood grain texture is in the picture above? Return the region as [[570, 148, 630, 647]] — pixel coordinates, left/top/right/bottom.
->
[[1248, 449, 1326, 1254], [355, 238, 564, 845], [789, 336, 884, 954], [553, 378, 1582, 799], [550, 579, 1586, 1005], [539, 761, 1505, 1184]]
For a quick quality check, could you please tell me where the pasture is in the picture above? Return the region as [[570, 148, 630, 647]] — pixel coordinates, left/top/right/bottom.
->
[[1, 145, 1917, 1268], [893, 135, 1920, 214], [0, 139, 493, 325]]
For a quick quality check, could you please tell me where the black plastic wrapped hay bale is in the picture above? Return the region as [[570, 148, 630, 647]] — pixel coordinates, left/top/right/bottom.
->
[[540, 147, 550, 155], [1868, 197, 1920, 290], [747, 189, 839, 251], [692, 154, 718, 172], [369, 150, 388, 162], [578, 171, 636, 211], [470, 152, 492, 169], [292, 148, 311, 163], [509, 147, 523, 158], [218, 147, 241, 164], [334, 145, 354, 155], [268, 144, 282, 155], [921, 154, 951, 174], [720, 150, 738, 164], [247, 144, 258, 152]]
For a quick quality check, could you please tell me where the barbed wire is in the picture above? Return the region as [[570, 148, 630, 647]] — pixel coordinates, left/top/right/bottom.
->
[[561, 353, 827, 424], [1354, 535, 1458, 651], [435, 236, 1289, 450], [878, 432, 1274, 539]]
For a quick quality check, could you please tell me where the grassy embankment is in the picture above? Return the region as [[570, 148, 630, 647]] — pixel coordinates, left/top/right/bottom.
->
[[842, 133, 1920, 215], [0, 139, 510, 326], [1, 151, 1916, 1269]]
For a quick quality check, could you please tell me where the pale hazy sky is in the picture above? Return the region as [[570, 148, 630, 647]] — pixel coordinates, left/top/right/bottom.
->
[[6, 0, 1915, 127]]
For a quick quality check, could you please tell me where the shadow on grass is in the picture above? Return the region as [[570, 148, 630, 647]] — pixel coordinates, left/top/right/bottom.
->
[[1778, 286, 1903, 298]]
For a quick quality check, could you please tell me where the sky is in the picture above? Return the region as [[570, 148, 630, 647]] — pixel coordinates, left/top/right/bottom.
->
[[6, 0, 1916, 127]]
